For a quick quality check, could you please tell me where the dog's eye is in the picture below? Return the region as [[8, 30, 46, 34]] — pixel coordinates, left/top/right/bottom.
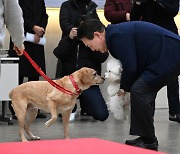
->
[[108, 70, 111, 73], [93, 72, 97, 77]]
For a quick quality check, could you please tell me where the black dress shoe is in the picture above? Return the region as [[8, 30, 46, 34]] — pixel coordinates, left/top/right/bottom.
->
[[135, 140, 158, 151], [169, 114, 180, 123], [125, 137, 142, 145]]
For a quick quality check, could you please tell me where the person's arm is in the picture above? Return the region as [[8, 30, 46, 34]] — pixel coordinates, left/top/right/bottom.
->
[[4, 0, 24, 54], [33, 0, 48, 44], [155, 0, 179, 17], [33, 0, 48, 37], [38, 0, 48, 31], [18, 0, 34, 33], [104, 0, 131, 23], [59, 2, 74, 37], [19, 0, 48, 36]]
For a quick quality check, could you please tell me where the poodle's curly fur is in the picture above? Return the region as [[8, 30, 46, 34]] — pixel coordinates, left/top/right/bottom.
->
[[105, 56, 130, 120]]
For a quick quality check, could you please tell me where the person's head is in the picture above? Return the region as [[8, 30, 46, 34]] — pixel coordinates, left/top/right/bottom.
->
[[77, 19, 107, 53]]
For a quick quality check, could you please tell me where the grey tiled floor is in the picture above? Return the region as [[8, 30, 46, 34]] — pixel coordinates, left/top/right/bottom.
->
[[0, 109, 179, 154]]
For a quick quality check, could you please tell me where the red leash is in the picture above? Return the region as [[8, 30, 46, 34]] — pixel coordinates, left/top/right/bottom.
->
[[23, 50, 80, 96]]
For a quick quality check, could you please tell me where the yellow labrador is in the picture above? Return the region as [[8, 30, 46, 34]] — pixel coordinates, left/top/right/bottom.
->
[[9, 67, 104, 142]]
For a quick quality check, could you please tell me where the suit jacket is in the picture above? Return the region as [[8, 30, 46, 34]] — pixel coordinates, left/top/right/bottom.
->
[[105, 21, 180, 91], [104, 0, 132, 24], [130, 0, 179, 33], [13, 0, 48, 78]]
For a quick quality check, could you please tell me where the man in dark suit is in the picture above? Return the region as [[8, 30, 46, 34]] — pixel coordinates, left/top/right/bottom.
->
[[130, 0, 180, 124], [77, 19, 180, 150]]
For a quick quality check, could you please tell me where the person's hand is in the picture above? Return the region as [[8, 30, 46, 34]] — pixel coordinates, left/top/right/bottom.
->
[[33, 25, 44, 37], [126, 12, 130, 21], [69, 27, 77, 39], [13, 45, 24, 56], [117, 89, 126, 96], [34, 34, 41, 44]]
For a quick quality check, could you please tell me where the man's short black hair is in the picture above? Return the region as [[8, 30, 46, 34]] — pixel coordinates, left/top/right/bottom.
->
[[77, 19, 105, 40]]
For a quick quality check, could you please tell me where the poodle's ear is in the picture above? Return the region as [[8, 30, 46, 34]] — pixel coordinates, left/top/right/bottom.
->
[[117, 64, 123, 74], [119, 64, 123, 73]]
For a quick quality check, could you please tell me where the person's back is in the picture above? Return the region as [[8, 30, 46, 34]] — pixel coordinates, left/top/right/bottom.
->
[[130, 0, 180, 123], [106, 21, 180, 91]]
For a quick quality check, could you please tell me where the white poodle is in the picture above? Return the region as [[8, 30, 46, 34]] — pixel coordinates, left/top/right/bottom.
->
[[105, 56, 130, 120]]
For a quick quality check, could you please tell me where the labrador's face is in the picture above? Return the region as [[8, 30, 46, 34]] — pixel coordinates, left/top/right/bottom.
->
[[73, 67, 105, 90]]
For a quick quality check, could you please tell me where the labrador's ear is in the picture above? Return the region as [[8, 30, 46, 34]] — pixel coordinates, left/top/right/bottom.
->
[[72, 67, 90, 85], [79, 67, 92, 83]]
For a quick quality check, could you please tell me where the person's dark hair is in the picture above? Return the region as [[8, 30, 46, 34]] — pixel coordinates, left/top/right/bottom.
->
[[77, 19, 105, 40]]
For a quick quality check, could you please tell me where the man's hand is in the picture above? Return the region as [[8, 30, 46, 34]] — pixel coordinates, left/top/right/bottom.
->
[[13, 45, 24, 56], [117, 89, 126, 96]]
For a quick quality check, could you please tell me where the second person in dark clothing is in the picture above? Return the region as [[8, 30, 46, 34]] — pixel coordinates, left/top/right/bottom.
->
[[54, 0, 109, 121], [53, 15, 109, 121]]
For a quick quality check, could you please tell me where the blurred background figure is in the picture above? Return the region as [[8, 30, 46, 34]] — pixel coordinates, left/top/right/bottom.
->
[[104, 0, 132, 24], [8, 0, 48, 119], [54, 0, 109, 121], [130, 0, 180, 123]]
